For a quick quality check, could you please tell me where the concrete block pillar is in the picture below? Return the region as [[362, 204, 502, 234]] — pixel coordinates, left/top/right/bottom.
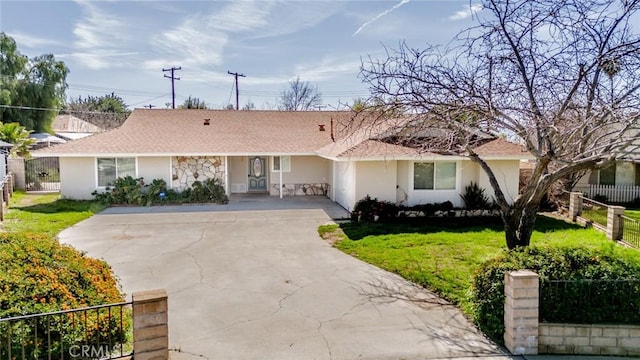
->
[[504, 270, 539, 355], [133, 289, 169, 360], [606, 205, 625, 240], [569, 192, 582, 221]]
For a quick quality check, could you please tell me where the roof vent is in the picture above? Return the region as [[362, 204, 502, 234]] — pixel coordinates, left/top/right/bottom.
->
[[204, 118, 210, 126], [318, 124, 326, 131]]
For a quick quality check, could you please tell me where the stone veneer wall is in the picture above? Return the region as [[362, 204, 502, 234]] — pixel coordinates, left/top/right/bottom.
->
[[539, 323, 640, 356], [269, 183, 329, 196], [172, 156, 225, 190]]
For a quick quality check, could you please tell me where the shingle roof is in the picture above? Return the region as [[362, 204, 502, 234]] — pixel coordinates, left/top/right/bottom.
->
[[34, 109, 529, 159], [53, 115, 104, 133], [36, 109, 350, 155]]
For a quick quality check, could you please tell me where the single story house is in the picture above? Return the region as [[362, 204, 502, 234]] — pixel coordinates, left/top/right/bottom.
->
[[33, 109, 529, 210], [52, 114, 105, 141]]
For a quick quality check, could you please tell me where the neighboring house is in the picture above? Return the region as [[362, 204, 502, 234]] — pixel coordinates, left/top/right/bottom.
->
[[32, 109, 529, 210], [52, 114, 105, 140], [574, 159, 640, 202]]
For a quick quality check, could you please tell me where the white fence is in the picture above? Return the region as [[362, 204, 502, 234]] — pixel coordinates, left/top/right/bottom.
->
[[588, 184, 640, 203]]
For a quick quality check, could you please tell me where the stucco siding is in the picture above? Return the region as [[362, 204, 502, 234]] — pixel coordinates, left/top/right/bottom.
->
[[355, 161, 397, 204], [269, 156, 330, 185], [59, 157, 96, 200], [478, 160, 520, 204], [138, 157, 171, 185], [405, 161, 463, 207], [396, 161, 410, 204], [334, 161, 355, 211]]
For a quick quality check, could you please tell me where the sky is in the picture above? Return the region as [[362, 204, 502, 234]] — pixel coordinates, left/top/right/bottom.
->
[[0, 0, 481, 110]]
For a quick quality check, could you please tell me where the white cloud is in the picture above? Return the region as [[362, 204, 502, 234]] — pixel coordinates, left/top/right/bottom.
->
[[58, 51, 138, 70], [6, 31, 60, 48], [73, 1, 127, 49], [294, 57, 362, 82], [353, 0, 411, 37], [449, 3, 482, 21]]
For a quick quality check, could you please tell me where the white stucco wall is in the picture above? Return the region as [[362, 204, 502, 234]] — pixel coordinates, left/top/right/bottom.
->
[[477, 160, 521, 204], [396, 161, 410, 204], [59, 157, 96, 200], [355, 161, 398, 204], [334, 161, 356, 211], [269, 156, 330, 185], [138, 157, 171, 185]]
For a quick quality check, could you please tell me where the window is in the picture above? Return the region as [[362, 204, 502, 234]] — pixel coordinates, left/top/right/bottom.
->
[[272, 156, 291, 172], [97, 158, 136, 186], [413, 162, 456, 190], [599, 163, 616, 186]]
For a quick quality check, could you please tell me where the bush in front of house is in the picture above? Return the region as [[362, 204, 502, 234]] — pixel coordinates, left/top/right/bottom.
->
[[92, 176, 228, 206], [0, 232, 129, 359], [460, 182, 492, 210], [471, 245, 640, 344], [350, 195, 399, 222]]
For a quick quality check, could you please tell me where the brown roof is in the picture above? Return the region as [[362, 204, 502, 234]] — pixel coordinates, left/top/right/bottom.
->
[[36, 109, 350, 155], [472, 138, 529, 157], [35, 109, 529, 159]]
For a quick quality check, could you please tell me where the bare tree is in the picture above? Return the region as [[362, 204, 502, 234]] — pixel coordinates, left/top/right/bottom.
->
[[278, 76, 322, 111], [358, 0, 640, 249]]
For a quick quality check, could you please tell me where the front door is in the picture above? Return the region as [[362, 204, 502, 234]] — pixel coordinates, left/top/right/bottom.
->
[[248, 156, 267, 191]]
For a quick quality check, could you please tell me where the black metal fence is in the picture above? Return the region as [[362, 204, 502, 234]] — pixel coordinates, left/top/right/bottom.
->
[[580, 196, 608, 228], [25, 157, 60, 192], [540, 279, 640, 324], [0, 302, 132, 360], [620, 215, 640, 248]]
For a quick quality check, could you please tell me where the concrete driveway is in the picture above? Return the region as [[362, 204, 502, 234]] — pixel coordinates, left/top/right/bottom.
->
[[59, 201, 510, 360]]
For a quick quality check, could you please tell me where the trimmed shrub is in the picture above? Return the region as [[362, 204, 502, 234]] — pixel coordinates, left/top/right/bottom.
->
[[0, 232, 129, 358], [93, 176, 228, 206], [471, 245, 640, 344], [351, 195, 399, 222], [460, 182, 491, 209]]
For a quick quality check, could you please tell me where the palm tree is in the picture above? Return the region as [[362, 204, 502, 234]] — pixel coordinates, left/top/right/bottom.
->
[[0, 122, 34, 157]]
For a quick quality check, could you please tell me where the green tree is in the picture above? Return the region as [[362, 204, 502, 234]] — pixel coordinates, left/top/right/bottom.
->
[[0, 122, 34, 157], [63, 93, 130, 129], [0, 33, 68, 133], [179, 95, 208, 109]]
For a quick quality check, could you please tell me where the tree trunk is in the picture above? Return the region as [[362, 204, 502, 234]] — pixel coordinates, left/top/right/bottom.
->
[[502, 203, 540, 249]]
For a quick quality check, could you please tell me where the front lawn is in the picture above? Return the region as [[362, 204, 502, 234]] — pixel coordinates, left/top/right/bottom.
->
[[1, 191, 107, 235], [625, 210, 640, 222], [321, 215, 632, 316]]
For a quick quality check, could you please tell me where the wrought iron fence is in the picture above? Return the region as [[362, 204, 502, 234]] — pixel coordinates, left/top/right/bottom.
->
[[0, 302, 132, 360], [580, 196, 608, 228], [540, 279, 640, 324], [25, 157, 60, 192], [620, 215, 640, 248]]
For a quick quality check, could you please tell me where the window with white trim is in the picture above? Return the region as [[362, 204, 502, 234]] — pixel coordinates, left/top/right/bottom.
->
[[413, 162, 456, 190], [272, 156, 291, 172], [97, 158, 136, 186]]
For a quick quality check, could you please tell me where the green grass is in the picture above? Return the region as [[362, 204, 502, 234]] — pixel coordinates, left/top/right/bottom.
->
[[324, 215, 620, 316], [625, 210, 640, 222], [2, 191, 107, 235]]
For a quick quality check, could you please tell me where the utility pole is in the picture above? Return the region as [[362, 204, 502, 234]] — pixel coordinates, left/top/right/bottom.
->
[[227, 70, 246, 110], [163, 66, 182, 109], [144, 104, 156, 109]]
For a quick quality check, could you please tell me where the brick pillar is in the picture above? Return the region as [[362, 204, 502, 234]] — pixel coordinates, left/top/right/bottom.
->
[[504, 270, 539, 355], [569, 192, 582, 221], [606, 205, 625, 240], [133, 289, 169, 360]]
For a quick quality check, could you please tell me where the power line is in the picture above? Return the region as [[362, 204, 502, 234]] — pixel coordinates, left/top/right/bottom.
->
[[0, 104, 125, 115], [227, 71, 246, 110], [163, 66, 182, 109]]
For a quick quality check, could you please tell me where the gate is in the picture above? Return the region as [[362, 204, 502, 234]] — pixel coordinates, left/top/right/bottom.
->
[[25, 157, 60, 192]]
